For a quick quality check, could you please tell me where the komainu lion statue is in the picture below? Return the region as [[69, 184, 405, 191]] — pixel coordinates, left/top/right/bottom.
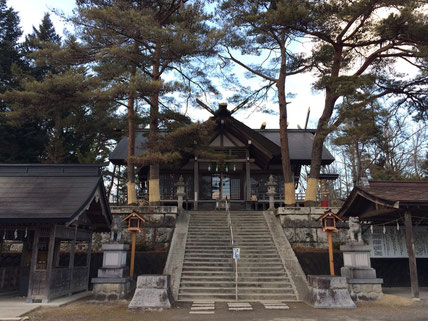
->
[[348, 216, 363, 243]]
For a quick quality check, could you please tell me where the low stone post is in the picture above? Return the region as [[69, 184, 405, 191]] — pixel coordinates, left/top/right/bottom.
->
[[128, 275, 174, 309], [266, 175, 277, 211], [175, 175, 186, 213]]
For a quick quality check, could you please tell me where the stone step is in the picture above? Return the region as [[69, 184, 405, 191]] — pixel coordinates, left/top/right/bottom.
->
[[180, 275, 291, 282], [184, 256, 282, 266], [184, 250, 232, 254], [183, 257, 283, 263], [183, 261, 234, 267], [182, 271, 288, 276], [178, 294, 237, 301], [184, 251, 279, 257], [186, 240, 231, 244], [188, 226, 229, 229], [231, 242, 275, 245], [178, 210, 298, 303], [178, 294, 298, 302], [180, 281, 292, 288], [185, 245, 232, 249], [185, 249, 232, 253], [182, 265, 284, 271], [179, 287, 294, 294]]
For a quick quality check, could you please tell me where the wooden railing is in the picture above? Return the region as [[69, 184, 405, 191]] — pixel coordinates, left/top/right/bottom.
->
[[0, 267, 20, 293], [50, 267, 88, 300]]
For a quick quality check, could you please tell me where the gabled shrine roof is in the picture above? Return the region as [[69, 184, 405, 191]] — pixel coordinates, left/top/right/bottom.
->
[[337, 180, 428, 224], [0, 164, 112, 230], [109, 128, 335, 166]]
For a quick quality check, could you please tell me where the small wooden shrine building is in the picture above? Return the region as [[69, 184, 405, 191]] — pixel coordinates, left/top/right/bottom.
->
[[0, 164, 112, 302], [110, 103, 335, 209], [337, 180, 428, 298]]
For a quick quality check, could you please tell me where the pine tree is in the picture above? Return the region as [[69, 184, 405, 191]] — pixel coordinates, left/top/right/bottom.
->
[[268, 0, 428, 205], [70, 0, 221, 204], [0, 0, 46, 162], [218, 0, 311, 206], [23, 13, 62, 80], [2, 12, 121, 164]]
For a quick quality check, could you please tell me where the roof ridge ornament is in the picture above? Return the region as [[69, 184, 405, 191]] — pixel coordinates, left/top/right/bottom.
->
[[195, 98, 249, 116], [359, 177, 370, 187]]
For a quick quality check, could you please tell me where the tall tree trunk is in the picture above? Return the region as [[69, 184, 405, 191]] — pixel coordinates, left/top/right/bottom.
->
[[107, 164, 117, 201], [127, 44, 137, 205], [350, 143, 357, 185], [304, 93, 338, 206], [149, 45, 161, 205], [278, 43, 295, 207], [305, 47, 342, 206]]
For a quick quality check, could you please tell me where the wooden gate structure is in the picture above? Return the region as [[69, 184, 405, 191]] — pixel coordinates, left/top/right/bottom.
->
[[338, 180, 428, 299], [0, 164, 112, 303]]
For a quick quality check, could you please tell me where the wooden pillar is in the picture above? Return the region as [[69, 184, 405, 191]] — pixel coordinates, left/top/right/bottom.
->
[[245, 155, 251, 202], [53, 240, 61, 268], [116, 165, 121, 205], [404, 210, 419, 298], [68, 226, 77, 295], [130, 231, 136, 277], [17, 237, 28, 296], [27, 227, 40, 302], [194, 159, 198, 210], [328, 231, 334, 276], [44, 225, 56, 302], [85, 237, 92, 291]]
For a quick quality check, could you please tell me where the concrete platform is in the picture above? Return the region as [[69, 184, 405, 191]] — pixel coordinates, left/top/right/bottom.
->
[[0, 291, 91, 319]]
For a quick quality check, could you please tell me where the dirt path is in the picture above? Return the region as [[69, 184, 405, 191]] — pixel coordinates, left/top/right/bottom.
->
[[25, 295, 428, 321]]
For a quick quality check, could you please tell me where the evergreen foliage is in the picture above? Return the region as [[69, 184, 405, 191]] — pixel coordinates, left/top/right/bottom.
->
[[218, 0, 312, 205], [1, 9, 121, 163], [69, 0, 222, 203], [0, 0, 46, 163], [267, 0, 428, 203]]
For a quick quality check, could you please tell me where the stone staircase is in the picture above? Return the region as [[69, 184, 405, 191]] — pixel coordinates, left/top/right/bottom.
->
[[177, 211, 298, 301]]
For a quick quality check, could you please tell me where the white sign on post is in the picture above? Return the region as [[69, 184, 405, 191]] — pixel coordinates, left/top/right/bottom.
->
[[233, 248, 240, 259]]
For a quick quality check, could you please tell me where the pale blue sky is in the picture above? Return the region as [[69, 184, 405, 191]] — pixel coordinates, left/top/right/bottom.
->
[[8, 0, 324, 130]]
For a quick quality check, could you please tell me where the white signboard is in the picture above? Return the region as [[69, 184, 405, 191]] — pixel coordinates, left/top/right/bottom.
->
[[233, 248, 240, 259], [364, 226, 428, 258]]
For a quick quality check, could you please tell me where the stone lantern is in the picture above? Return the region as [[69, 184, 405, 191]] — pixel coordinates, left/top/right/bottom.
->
[[175, 175, 186, 213], [266, 175, 277, 211], [92, 219, 131, 300]]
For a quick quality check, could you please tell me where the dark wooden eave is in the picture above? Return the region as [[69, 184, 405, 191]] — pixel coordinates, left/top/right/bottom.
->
[[337, 181, 428, 225], [0, 164, 112, 231]]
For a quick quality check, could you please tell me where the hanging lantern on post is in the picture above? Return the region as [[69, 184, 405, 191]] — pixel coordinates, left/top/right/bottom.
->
[[123, 211, 145, 277], [316, 209, 343, 276]]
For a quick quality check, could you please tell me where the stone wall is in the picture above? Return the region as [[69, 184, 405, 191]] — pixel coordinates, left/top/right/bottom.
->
[[276, 207, 347, 249], [92, 206, 178, 252]]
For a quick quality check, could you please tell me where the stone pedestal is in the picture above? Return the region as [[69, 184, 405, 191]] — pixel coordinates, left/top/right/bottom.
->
[[305, 275, 356, 309], [128, 275, 174, 309], [92, 243, 131, 301], [340, 242, 383, 301]]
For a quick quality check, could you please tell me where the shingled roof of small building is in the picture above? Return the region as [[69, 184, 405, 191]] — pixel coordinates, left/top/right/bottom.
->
[[0, 164, 112, 230], [337, 180, 428, 223]]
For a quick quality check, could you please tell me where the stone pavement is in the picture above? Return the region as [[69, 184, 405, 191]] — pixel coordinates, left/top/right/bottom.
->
[[0, 291, 91, 320]]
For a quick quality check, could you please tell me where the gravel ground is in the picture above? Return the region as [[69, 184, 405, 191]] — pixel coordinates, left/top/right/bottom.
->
[[25, 295, 428, 321]]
